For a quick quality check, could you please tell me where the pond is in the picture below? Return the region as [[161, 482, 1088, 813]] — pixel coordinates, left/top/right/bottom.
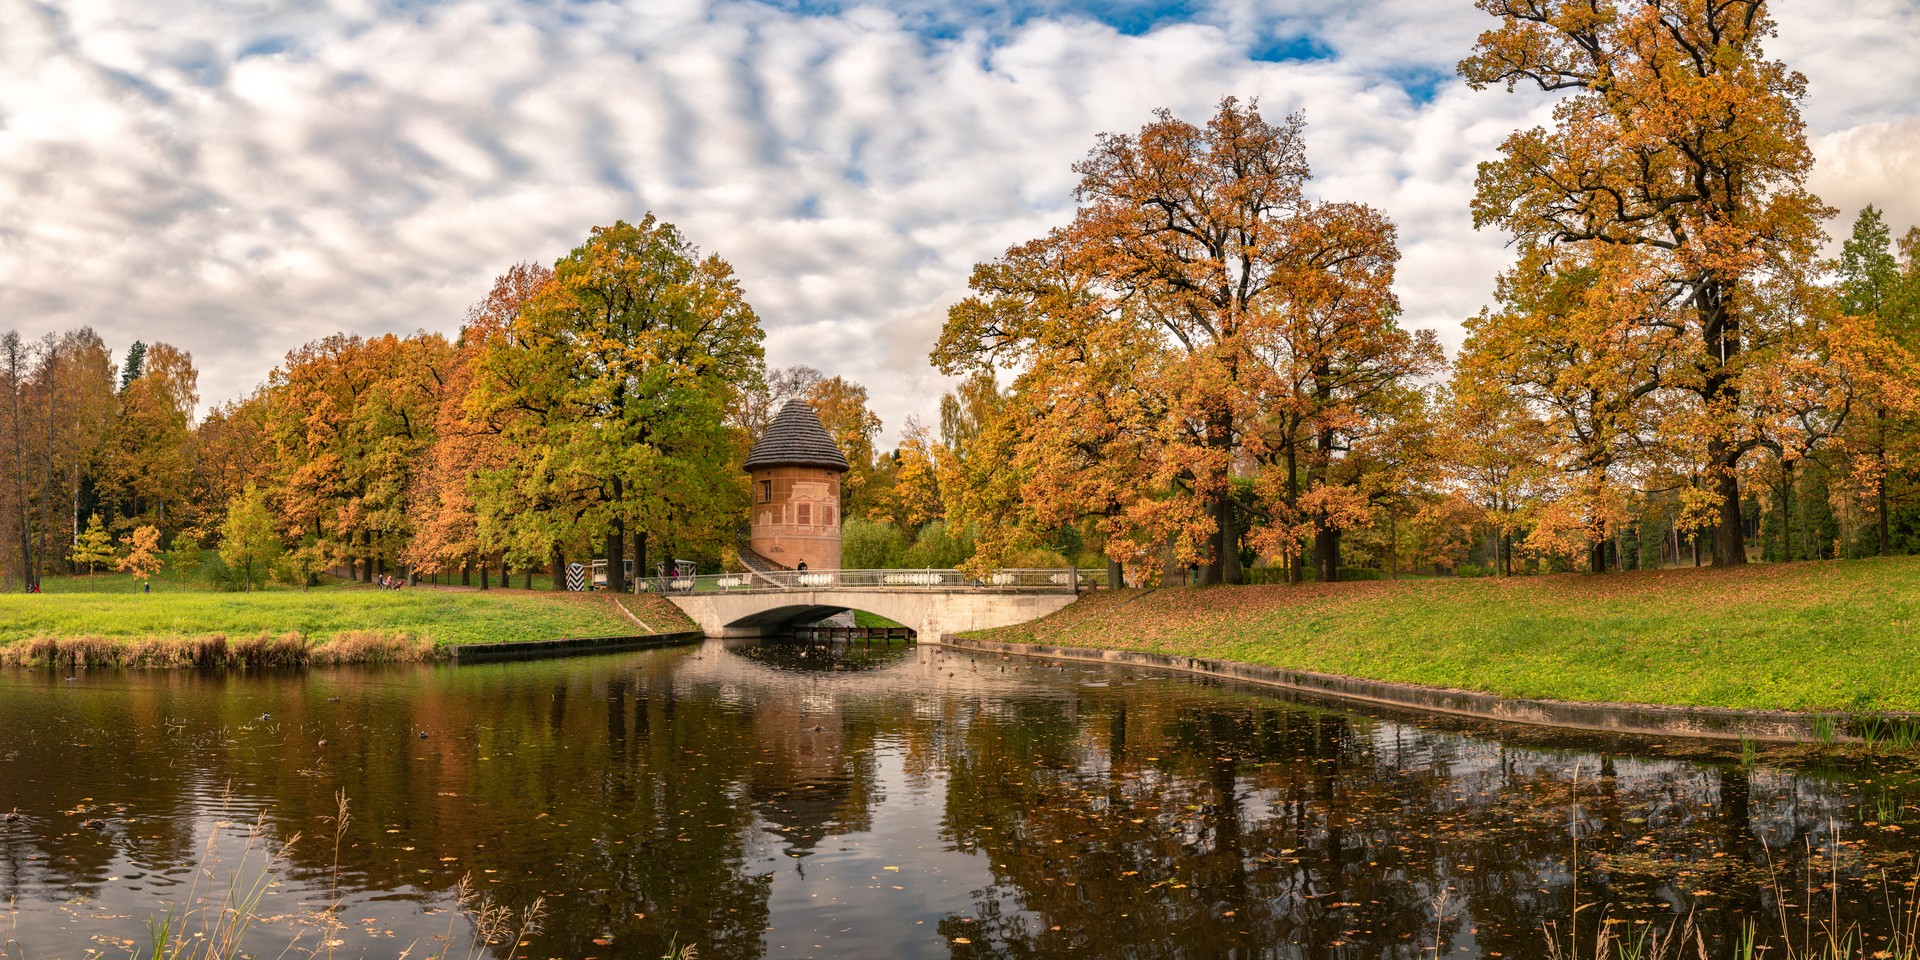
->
[[2, 640, 1918, 960]]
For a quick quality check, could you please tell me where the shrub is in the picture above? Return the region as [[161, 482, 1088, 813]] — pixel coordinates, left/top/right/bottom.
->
[[1456, 563, 1493, 578], [842, 518, 910, 569], [902, 520, 975, 569]]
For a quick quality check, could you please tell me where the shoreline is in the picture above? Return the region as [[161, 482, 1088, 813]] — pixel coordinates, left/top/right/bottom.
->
[[936, 634, 1878, 744], [0, 629, 709, 669]]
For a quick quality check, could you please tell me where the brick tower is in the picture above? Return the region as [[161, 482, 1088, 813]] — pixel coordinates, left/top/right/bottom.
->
[[744, 399, 850, 571]]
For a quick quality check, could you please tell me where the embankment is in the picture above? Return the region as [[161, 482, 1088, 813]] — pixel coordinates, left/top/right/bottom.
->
[[0, 589, 698, 668], [959, 556, 1920, 715]]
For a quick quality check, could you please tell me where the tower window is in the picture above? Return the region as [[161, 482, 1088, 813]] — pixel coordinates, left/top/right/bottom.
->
[[759, 480, 772, 503], [798, 503, 812, 527]]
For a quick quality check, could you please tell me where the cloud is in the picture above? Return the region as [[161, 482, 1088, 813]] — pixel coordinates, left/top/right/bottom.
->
[[0, 0, 1914, 445]]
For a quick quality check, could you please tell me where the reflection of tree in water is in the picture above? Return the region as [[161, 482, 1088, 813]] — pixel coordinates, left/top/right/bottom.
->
[[0, 659, 782, 960], [933, 685, 1880, 960], [736, 638, 916, 674], [4, 655, 1919, 960]]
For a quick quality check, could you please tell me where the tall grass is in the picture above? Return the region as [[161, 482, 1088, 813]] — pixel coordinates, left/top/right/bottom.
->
[[134, 810, 300, 960], [0, 632, 434, 668], [1546, 796, 1920, 960]]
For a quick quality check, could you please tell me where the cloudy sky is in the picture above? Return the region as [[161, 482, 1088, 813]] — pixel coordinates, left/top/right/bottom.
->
[[3, 0, 1917, 443]]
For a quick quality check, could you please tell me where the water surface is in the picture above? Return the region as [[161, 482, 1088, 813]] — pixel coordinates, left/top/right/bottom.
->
[[2, 640, 1917, 959]]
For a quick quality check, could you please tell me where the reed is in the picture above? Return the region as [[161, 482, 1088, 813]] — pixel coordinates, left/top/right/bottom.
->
[[0, 632, 435, 668]]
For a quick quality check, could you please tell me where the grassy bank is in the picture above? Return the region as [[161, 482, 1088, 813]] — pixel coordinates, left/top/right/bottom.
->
[[967, 555, 1920, 713], [0, 588, 696, 667]]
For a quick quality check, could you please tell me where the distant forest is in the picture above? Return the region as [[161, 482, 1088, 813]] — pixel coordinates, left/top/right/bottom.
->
[[5, 1, 1918, 591]]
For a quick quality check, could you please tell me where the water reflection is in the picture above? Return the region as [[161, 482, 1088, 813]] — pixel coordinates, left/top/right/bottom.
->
[[1, 642, 1917, 959]]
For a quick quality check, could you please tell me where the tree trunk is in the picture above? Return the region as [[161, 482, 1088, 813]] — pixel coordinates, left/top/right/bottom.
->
[[1201, 412, 1234, 585], [461, 558, 470, 587], [635, 530, 648, 592], [478, 554, 489, 590], [1315, 527, 1339, 583], [551, 548, 567, 592], [605, 523, 626, 594], [1286, 445, 1304, 584], [1107, 558, 1123, 590], [1209, 491, 1242, 585], [1880, 467, 1892, 557], [38, 344, 55, 592], [1780, 461, 1796, 563], [1387, 511, 1399, 581], [1693, 276, 1750, 567]]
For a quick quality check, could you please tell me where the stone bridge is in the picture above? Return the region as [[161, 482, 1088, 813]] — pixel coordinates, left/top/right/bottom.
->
[[659, 568, 1084, 643]]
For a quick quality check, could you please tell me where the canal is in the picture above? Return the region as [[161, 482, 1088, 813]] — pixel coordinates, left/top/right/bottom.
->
[[2, 640, 1917, 959]]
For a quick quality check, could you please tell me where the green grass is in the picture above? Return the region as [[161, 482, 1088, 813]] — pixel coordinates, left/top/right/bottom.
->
[[852, 609, 907, 629], [967, 555, 1920, 713], [0, 587, 694, 650]]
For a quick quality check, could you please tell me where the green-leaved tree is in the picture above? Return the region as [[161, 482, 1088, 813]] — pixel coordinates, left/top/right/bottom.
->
[[219, 487, 281, 592], [70, 515, 116, 589]]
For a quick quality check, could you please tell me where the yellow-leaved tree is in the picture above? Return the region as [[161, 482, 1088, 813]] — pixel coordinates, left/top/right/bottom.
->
[[1460, 0, 1836, 567]]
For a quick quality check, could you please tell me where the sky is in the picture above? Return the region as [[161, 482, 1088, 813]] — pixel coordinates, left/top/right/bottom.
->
[[2, 0, 1917, 444]]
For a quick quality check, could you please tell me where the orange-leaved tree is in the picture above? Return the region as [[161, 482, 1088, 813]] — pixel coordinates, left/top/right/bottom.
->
[[1461, 0, 1834, 566], [116, 523, 163, 586], [936, 98, 1438, 583], [407, 262, 554, 586]]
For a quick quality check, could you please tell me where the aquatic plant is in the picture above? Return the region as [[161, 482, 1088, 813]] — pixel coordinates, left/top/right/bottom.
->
[[136, 811, 300, 960]]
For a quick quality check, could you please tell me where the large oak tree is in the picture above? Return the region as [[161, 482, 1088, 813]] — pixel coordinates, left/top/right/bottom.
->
[[1461, 0, 1833, 566]]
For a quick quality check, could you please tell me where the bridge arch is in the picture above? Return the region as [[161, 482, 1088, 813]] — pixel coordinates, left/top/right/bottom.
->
[[665, 586, 1078, 644], [719, 602, 910, 633]]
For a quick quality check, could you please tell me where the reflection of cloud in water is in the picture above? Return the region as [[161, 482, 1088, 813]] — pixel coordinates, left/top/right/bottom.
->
[[0, 647, 1912, 960]]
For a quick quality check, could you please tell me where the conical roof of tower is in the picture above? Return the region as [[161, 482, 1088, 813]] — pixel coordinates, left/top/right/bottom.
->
[[745, 399, 850, 473]]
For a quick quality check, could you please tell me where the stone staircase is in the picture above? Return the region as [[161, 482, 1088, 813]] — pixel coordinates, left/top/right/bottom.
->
[[735, 539, 789, 587]]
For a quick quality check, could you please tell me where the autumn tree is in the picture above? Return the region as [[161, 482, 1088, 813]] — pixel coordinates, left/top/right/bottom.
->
[[190, 392, 270, 528], [164, 528, 204, 585], [1833, 206, 1920, 555], [262, 332, 450, 582], [0, 329, 118, 588], [116, 524, 163, 586], [408, 262, 553, 586], [219, 486, 280, 592], [0, 333, 36, 587], [937, 98, 1437, 583], [108, 341, 198, 530], [1461, 0, 1834, 566], [736, 365, 823, 440], [883, 418, 947, 531], [71, 514, 115, 587], [803, 375, 885, 520], [471, 217, 764, 592], [1439, 378, 1551, 575]]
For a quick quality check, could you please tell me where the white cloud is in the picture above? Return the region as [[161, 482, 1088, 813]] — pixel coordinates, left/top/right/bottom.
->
[[0, 0, 1914, 445]]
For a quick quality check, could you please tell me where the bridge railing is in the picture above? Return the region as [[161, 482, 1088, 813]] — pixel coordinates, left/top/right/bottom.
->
[[640, 567, 1089, 595]]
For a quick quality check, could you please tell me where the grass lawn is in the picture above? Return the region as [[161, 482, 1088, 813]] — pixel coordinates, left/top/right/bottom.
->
[[0, 586, 695, 652], [967, 555, 1920, 713]]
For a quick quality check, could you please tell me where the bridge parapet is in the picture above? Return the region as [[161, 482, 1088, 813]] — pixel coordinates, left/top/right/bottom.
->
[[645, 567, 1095, 595], [658, 568, 1089, 642]]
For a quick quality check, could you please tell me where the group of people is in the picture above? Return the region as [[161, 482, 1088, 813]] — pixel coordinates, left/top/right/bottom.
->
[[376, 575, 406, 590]]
